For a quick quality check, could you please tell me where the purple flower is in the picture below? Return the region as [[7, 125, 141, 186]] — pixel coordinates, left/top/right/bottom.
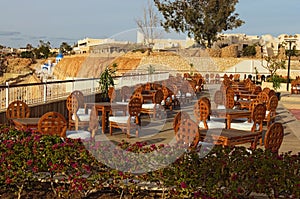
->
[[180, 182, 187, 189]]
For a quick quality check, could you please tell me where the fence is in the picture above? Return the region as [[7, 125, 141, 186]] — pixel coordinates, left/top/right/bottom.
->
[[0, 72, 170, 111]]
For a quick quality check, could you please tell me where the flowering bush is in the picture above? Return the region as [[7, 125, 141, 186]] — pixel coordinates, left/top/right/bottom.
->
[[1, 126, 300, 198]]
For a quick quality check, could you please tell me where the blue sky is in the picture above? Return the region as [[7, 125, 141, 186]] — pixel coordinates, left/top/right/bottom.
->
[[0, 0, 299, 48]]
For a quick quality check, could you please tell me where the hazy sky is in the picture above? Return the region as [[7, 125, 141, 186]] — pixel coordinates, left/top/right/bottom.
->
[[0, 0, 299, 48]]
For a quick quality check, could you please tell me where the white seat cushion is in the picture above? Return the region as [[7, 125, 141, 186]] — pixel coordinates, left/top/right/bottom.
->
[[199, 120, 226, 129], [142, 103, 156, 109], [72, 113, 90, 121], [115, 102, 128, 105], [230, 121, 259, 131], [217, 105, 226, 109], [109, 116, 129, 123], [66, 130, 91, 140], [77, 108, 86, 114]]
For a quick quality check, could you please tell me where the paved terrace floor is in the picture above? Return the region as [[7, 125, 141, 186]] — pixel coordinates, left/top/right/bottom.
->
[[94, 85, 300, 155]]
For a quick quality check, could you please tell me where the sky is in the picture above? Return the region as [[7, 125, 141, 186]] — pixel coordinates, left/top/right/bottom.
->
[[0, 0, 299, 48]]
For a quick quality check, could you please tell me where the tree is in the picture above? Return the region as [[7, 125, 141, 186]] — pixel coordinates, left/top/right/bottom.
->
[[33, 40, 51, 59], [261, 56, 286, 77], [59, 42, 72, 54], [135, 0, 161, 46], [154, 0, 244, 48]]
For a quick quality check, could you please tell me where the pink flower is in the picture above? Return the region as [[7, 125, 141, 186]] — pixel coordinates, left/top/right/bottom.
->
[[180, 182, 187, 189], [5, 177, 12, 184], [27, 159, 33, 166]]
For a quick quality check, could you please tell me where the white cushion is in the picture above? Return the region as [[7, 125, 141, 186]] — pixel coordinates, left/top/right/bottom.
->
[[72, 113, 90, 121], [266, 110, 270, 116], [186, 93, 192, 97], [199, 120, 226, 129], [109, 116, 129, 123], [66, 130, 91, 140], [230, 121, 259, 131], [142, 103, 156, 109], [115, 102, 128, 105], [217, 105, 226, 109], [77, 108, 86, 114]]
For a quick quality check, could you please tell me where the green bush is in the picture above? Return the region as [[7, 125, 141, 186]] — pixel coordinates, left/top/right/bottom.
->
[[1, 127, 300, 198], [242, 45, 256, 57]]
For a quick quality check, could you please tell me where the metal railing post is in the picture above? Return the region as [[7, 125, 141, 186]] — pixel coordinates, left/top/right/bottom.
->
[[5, 82, 9, 108], [43, 80, 47, 103]]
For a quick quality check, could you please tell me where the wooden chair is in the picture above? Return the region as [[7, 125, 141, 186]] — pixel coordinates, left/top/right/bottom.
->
[[264, 95, 278, 128], [213, 90, 224, 109], [66, 93, 90, 130], [108, 87, 116, 103], [268, 89, 276, 98], [264, 122, 284, 153], [194, 97, 225, 130], [230, 103, 266, 132], [66, 106, 99, 140], [38, 112, 67, 137], [256, 91, 269, 104], [109, 97, 142, 138], [141, 89, 164, 119], [6, 100, 30, 125], [71, 90, 85, 108], [176, 118, 201, 149], [120, 86, 131, 102], [173, 111, 190, 135], [262, 87, 271, 95]]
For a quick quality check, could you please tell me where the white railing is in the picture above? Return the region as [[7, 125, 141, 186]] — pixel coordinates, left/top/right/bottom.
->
[[0, 72, 169, 110]]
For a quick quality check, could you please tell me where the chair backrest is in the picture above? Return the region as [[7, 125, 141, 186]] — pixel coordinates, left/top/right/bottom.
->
[[88, 106, 99, 138], [251, 103, 266, 132], [173, 111, 190, 135], [262, 87, 271, 94], [71, 90, 84, 108], [176, 118, 200, 149], [120, 86, 131, 102], [6, 100, 30, 120], [256, 92, 269, 104], [108, 87, 116, 103], [66, 94, 79, 115], [253, 86, 262, 95], [128, 97, 142, 117], [153, 89, 164, 104], [268, 89, 276, 98], [264, 122, 284, 153], [214, 90, 224, 107], [38, 112, 67, 137], [225, 93, 235, 109], [194, 98, 210, 129], [267, 95, 278, 112]]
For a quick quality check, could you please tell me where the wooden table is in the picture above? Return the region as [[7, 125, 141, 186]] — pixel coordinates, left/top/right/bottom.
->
[[236, 99, 252, 110], [85, 102, 128, 133], [238, 93, 257, 100], [200, 128, 261, 149], [12, 118, 40, 130], [211, 109, 251, 129]]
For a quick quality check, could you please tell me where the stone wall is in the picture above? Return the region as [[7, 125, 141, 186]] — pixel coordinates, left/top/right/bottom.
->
[[221, 45, 239, 58]]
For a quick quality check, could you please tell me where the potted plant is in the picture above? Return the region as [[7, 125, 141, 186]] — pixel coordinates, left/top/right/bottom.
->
[[270, 74, 282, 100], [98, 63, 117, 102]]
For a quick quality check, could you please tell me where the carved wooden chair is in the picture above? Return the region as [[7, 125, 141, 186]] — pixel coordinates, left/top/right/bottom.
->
[[120, 86, 131, 102], [264, 95, 278, 128], [38, 112, 67, 137], [176, 118, 201, 149], [66, 93, 90, 130], [66, 106, 99, 140], [109, 97, 142, 138], [213, 90, 224, 109], [141, 89, 164, 119], [108, 87, 116, 103], [264, 122, 284, 153], [173, 111, 190, 135], [231, 103, 266, 132], [194, 97, 225, 130], [6, 100, 30, 126], [268, 89, 276, 98], [256, 91, 269, 104]]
